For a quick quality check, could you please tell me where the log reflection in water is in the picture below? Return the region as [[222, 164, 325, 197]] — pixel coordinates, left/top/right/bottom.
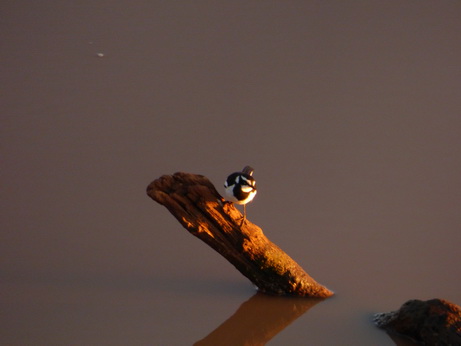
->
[[194, 292, 324, 346]]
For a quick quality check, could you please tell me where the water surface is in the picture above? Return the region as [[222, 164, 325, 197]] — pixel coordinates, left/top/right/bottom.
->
[[2, 1, 460, 345]]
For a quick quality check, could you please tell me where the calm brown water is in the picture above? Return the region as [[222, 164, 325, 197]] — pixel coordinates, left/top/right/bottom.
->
[[2, 2, 460, 345]]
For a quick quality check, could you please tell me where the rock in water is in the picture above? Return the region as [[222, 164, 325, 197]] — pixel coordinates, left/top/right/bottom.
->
[[373, 298, 461, 345]]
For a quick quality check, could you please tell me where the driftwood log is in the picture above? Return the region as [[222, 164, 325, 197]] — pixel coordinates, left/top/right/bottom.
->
[[374, 298, 461, 345], [146, 172, 333, 298]]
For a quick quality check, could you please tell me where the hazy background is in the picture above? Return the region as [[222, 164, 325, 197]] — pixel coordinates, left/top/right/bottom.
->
[[2, 1, 460, 345]]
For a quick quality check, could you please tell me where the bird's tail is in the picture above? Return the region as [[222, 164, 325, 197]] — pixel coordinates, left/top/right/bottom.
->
[[242, 166, 254, 176]]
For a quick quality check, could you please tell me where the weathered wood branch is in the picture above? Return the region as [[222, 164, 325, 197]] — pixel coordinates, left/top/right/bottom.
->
[[147, 172, 333, 298]]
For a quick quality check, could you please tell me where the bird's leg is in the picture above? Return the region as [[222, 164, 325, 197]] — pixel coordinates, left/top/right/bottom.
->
[[238, 204, 247, 227]]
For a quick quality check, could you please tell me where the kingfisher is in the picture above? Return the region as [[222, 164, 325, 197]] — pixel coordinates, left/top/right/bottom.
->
[[224, 166, 257, 221]]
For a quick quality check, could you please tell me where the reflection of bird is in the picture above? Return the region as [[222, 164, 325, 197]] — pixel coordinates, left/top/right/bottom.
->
[[224, 166, 257, 221]]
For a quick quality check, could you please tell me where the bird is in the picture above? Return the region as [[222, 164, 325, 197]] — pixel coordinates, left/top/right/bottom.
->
[[224, 166, 257, 221]]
